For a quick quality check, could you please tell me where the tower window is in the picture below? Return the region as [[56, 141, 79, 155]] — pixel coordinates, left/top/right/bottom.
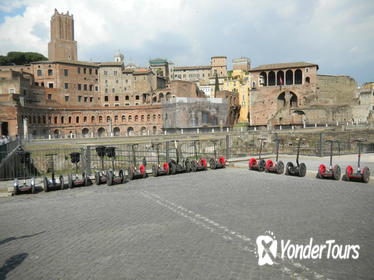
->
[[48, 69, 53, 76], [104, 96, 109, 101], [64, 69, 68, 76], [64, 83, 68, 89]]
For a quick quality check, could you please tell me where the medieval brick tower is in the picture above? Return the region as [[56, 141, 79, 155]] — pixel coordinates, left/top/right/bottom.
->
[[48, 9, 77, 61]]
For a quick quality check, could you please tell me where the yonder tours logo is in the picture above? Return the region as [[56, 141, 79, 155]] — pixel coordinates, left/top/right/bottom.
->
[[256, 231, 360, 266]]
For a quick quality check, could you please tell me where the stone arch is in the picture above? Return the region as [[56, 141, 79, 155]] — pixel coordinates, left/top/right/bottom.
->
[[97, 127, 105, 137], [107, 116, 111, 122], [277, 92, 286, 107], [82, 128, 89, 137], [268, 71, 276, 86], [260, 72, 267, 86], [305, 77, 310, 83], [152, 126, 157, 135], [286, 70, 293, 85], [295, 69, 302, 84], [53, 129, 60, 137], [277, 71, 284, 85], [140, 126, 147, 135], [113, 127, 120, 136], [159, 92, 164, 102], [166, 92, 171, 101], [152, 96, 157, 103], [127, 127, 134, 136], [290, 92, 298, 107]]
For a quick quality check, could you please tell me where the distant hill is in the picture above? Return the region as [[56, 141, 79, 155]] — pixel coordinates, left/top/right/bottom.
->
[[0, 51, 48, 65]]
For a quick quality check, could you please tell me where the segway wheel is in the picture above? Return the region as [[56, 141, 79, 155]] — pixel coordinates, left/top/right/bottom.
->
[[152, 164, 158, 177], [119, 169, 125, 183], [59, 176, 64, 190], [317, 164, 326, 179], [191, 160, 198, 172], [128, 167, 134, 180], [265, 160, 273, 172], [139, 165, 146, 178], [345, 166, 353, 181], [200, 158, 208, 170], [285, 162, 293, 175], [83, 172, 91, 186], [162, 162, 169, 174], [258, 159, 266, 172], [95, 172, 100, 185], [185, 160, 191, 173], [68, 174, 73, 189], [107, 170, 113, 186], [249, 158, 257, 170], [362, 167, 370, 183], [209, 158, 217, 170], [170, 162, 177, 175], [298, 163, 307, 177], [332, 165, 341, 181], [219, 156, 226, 168], [43, 177, 49, 192], [13, 185, 19, 196], [276, 161, 284, 175]]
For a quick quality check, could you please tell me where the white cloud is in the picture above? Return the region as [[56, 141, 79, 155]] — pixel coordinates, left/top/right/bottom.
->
[[0, 0, 373, 83]]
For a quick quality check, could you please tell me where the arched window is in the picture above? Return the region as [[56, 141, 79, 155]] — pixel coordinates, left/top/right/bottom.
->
[[113, 127, 120, 136], [135, 115, 138, 122], [159, 93, 164, 102], [286, 70, 293, 85], [305, 77, 310, 83], [153, 114, 156, 120], [61, 116, 64, 124], [141, 115, 144, 121], [82, 128, 89, 137], [122, 115, 126, 122], [54, 116, 58, 124], [260, 72, 267, 86], [97, 127, 105, 137], [295, 69, 302, 84], [128, 115, 132, 121], [147, 114, 150, 121], [107, 116, 111, 122], [277, 92, 286, 107], [290, 92, 298, 107], [99, 116, 103, 122], [268, 71, 275, 86], [91, 116, 95, 122], [76, 116, 79, 123], [68, 116, 72, 123], [277, 71, 284, 85]]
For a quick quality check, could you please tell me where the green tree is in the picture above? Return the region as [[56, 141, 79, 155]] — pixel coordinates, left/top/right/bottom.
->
[[0, 51, 47, 65]]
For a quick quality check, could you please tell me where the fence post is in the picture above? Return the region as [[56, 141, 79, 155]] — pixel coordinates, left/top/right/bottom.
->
[[319, 133, 323, 157], [226, 134, 231, 160]]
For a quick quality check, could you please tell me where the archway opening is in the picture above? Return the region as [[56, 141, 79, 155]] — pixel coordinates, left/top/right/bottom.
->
[[268, 71, 275, 86], [295, 69, 302, 84], [260, 72, 267, 86], [82, 128, 89, 137], [127, 127, 134, 136], [277, 71, 284, 85], [97, 127, 105, 137], [286, 70, 293, 85], [113, 127, 120, 136]]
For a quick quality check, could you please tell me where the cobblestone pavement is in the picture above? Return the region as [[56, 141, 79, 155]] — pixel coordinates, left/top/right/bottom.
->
[[0, 168, 373, 280]]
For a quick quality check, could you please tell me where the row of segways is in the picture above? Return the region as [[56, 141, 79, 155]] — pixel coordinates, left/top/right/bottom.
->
[[249, 138, 370, 183], [152, 140, 226, 177], [249, 138, 306, 177], [317, 139, 370, 183]]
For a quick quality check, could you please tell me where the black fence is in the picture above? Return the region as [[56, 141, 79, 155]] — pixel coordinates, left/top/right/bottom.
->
[[1, 130, 373, 181]]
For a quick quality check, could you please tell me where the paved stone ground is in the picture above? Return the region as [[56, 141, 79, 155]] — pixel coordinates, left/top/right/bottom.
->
[[0, 168, 373, 280]]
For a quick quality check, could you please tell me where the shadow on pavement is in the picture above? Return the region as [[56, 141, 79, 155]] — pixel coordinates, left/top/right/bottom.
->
[[0, 231, 45, 246], [0, 253, 28, 280]]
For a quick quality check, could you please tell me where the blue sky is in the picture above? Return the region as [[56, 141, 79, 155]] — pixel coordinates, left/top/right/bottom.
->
[[0, 0, 373, 85]]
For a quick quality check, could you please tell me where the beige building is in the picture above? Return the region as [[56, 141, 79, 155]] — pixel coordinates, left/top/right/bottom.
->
[[232, 57, 251, 72]]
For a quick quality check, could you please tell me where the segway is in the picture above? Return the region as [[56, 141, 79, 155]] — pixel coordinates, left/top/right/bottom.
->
[[128, 144, 147, 180], [190, 140, 207, 172], [67, 152, 92, 188], [13, 150, 35, 195], [105, 147, 126, 186], [285, 138, 307, 177], [264, 138, 284, 174], [343, 139, 370, 183], [151, 142, 169, 177], [316, 140, 341, 180], [43, 153, 64, 192], [94, 146, 108, 185], [168, 141, 191, 175], [209, 140, 226, 169], [249, 138, 266, 171]]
